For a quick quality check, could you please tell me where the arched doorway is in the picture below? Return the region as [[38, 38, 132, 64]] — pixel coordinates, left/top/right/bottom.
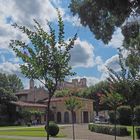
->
[[57, 112, 61, 123], [83, 111, 89, 123], [64, 112, 69, 123]]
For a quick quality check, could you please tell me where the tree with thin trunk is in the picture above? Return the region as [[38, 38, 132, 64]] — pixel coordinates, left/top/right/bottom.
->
[[9, 10, 77, 140], [100, 91, 123, 140], [65, 96, 81, 140], [108, 49, 140, 140]]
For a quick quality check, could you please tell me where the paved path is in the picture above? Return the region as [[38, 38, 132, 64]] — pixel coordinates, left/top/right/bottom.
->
[[0, 124, 133, 140]]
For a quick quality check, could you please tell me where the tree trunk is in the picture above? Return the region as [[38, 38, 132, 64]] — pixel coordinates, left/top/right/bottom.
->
[[71, 111, 75, 140], [114, 108, 117, 140], [115, 108, 117, 140], [46, 97, 51, 140], [132, 107, 135, 140]]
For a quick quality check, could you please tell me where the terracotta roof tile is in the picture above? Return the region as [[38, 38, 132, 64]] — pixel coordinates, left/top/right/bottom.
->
[[11, 101, 47, 108]]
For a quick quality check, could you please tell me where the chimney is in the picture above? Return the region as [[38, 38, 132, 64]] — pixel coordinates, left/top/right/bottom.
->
[[30, 79, 34, 89]]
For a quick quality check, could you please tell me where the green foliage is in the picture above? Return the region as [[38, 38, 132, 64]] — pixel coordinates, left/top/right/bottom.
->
[[78, 81, 109, 114], [45, 122, 59, 136], [107, 49, 140, 108], [88, 123, 130, 136], [55, 89, 70, 97], [65, 96, 81, 112], [0, 88, 17, 104], [9, 10, 77, 96], [9, 10, 76, 140], [18, 110, 32, 123], [108, 111, 119, 124], [136, 128, 140, 139], [117, 106, 132, 125], [7, 74, 23, 93], [100, 92, 123, 110], [70, 0, 140, 44], [0, 73, 23, 104]]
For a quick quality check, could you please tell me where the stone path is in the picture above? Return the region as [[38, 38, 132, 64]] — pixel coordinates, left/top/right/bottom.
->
[[0, 124, 133, 140]]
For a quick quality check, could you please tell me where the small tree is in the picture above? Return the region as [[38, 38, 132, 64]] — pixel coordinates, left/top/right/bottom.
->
[[10, 10, 77, 140], [65, 96, 81, 140], [108, 49, 140, 140], [100, 91, 123, 140]]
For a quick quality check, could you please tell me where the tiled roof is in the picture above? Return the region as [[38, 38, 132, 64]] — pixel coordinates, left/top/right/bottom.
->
[[15, 89, 30, 95], [11, 101, 47, 108], [43, 96, 93, 103]]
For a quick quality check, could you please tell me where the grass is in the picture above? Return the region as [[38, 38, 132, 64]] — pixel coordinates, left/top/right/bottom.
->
[[0, 138, 24, 140], [127, 126, 138, 138], [0, 126, 65, 137]]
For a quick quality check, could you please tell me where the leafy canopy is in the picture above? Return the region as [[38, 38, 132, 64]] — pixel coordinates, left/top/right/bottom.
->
[[65, 97, 81, 112], [70, 0, 140, 44], [0, 73, 23, 103], [9, 10, 77, 96]]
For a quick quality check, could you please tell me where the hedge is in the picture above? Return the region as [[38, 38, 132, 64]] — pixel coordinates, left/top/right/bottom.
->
[[135, 106, 140, 125], [88, 123, 130, 136]]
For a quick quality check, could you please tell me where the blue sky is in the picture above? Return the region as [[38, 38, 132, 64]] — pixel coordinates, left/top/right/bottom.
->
[[0, 0, 124, 88]]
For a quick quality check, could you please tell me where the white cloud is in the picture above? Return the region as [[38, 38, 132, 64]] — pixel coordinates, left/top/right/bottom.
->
[[96, 54, 121, 74], [0, 0, 59, 52], [0, 61, 20, 75], [70, 38, 95, 68], [108, 28, 124, 48], [64, 15, 82, 27]]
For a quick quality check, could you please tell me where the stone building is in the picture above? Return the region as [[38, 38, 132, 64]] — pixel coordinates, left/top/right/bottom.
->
[[42, 96, 93, 124], [15, 79, 48, 102], [12, 79, 93, 124], [57, 78, 87, 90]]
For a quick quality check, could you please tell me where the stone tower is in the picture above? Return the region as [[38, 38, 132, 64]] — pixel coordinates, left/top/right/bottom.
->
[[80, 78, 87, 87], [30, 79, 34, 89]]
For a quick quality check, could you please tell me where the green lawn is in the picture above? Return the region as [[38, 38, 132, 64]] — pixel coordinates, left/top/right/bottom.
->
[[127, 126, 137, 138], [0, 138, 24, 140], [0, 126, 64, 137]]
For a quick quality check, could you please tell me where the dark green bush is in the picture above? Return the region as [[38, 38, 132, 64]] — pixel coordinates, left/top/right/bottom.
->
[[45, 122, 59, 136], [135, 106, 140, 125], [136, 128, 140, 139], [110, 127, 130, 136], [27, 122, 31, 127], [108, 111, 119, 124], [117, 106, 132, 125], [88, 123, 130, 136]]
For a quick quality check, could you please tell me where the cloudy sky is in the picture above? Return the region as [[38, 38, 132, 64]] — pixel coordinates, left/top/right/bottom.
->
[[0, 0, 124, 88]]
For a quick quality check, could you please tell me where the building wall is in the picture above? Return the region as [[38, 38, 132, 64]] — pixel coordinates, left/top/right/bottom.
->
[[27, 88, 48, 102], [57, 78, 87, 90], [48, 97, 93, 124]]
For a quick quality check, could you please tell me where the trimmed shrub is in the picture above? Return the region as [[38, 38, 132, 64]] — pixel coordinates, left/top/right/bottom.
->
[[45, 122, 59, 136], [136, 128, 140, 139], [135, 106, 140, 125], [88, 123, 130, 136], [117, 106, 132, 125]]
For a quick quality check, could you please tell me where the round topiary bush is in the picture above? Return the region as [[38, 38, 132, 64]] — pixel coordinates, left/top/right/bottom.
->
[[45, 122, 59, 136]]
